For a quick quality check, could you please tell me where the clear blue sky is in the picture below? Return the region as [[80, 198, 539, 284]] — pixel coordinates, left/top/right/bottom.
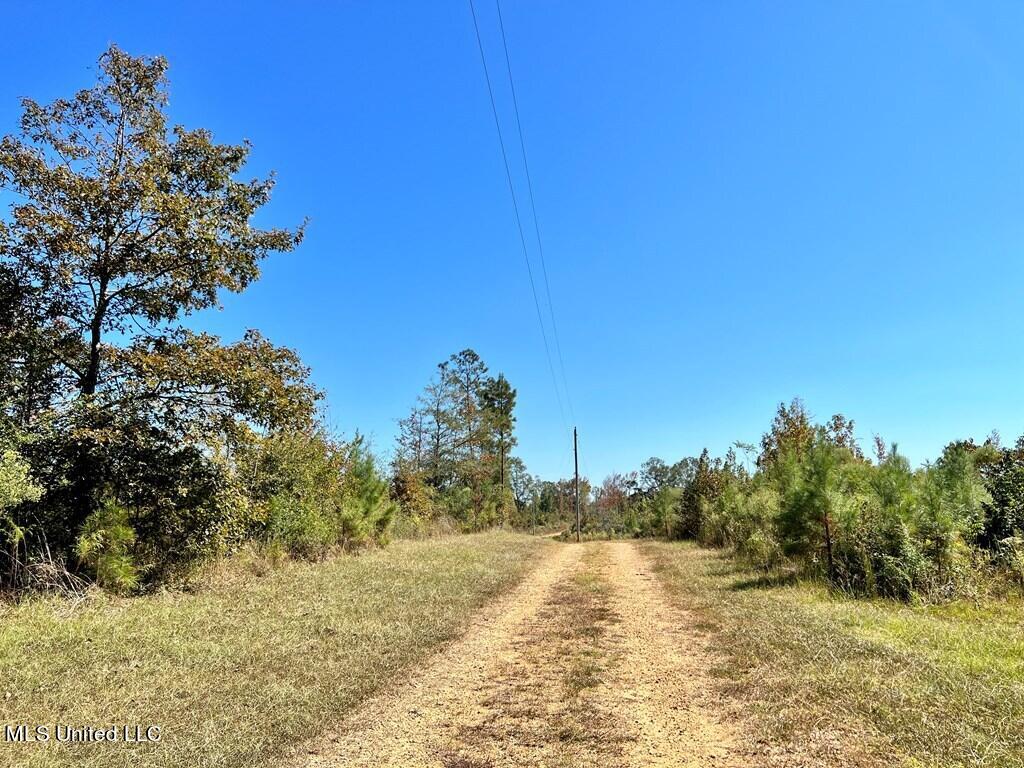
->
[[3, 2, 1024, 482]]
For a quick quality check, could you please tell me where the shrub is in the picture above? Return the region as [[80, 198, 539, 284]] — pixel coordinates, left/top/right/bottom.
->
[[0, 446, 42, 511], [0, 442, 43, 586], [391, 466, 438, 523], [336, 437, 396, 546], [701, 481, 739, 548], [438, 486, 474, 529], [128, 451, 245, 582], [734, 487, 784, 570], [247, 430, 394, 558], [678, 449, 719, 539], [741, 527, 784, 572], [265, 493, 337, 558], [996, 536, 1024, 586], [16, 409, 245, 585], [75, 501, 140, 594], [831, 500, 922, 600], [981, 438, 1024, 548], [776, 436, 844, 575], [610, 408, 1024, 601], [913, 443, 991, 584], [652, 486, 683, 539]]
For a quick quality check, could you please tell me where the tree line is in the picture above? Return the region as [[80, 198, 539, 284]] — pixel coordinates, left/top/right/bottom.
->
[[591, 399, 1024, 600]]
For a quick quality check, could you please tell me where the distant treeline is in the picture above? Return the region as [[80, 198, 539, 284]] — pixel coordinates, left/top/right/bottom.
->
[[589, 399, 1024, 600], [389, 348, 581, 536]]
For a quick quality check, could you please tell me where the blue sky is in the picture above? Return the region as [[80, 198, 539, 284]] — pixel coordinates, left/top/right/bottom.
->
[[3, 2, 1024, 482]]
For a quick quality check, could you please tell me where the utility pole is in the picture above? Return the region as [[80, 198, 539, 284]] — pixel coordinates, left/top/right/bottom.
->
[[574, 427, 581, 543]]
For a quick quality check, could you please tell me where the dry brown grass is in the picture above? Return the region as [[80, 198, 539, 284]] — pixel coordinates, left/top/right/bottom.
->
[[0, 532, 549, 768], [643, 541, 1024, 768]]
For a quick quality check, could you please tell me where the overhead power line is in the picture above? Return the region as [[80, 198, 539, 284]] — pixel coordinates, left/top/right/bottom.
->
[[467, 0, 570, 438], [493, 0, 576, 425], [488, 0, 591, 486]]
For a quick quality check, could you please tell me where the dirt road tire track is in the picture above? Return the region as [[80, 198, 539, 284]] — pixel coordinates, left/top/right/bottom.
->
[[287, 541, 756, 767], [602, 541, 752, 767]]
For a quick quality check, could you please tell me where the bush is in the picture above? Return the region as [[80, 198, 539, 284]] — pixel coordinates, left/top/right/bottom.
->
[[741, 527, 784, 572], [0, 445, 42, 511], [265, 492, 337, 558], [776, 437, 844, 573], [996, 536, 1024, 586], [913, 443, 991, 585], [75, 501, 140, 594], [585, 406, 1024, 602], [831, 501, 922, 600], [391, 467, 438, 524], [652, 486, 683, 539], [636, 416, 1024, 601], [15, 409, 246, 586], [678, 449, 719, 539], [336, 438, 396, 546], [389, 512, 460, 540], [128, 450, 245, 582], [981, 438, 1024, 547], [0, 441, 43, 586], [700, 480, 741, 548], [247, 430, 394, 558]]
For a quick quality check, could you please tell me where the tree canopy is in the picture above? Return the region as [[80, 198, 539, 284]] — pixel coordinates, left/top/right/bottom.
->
[[0, 46, 340, 588], [393, 349, 520, 530], [0, 45, 313, 430]]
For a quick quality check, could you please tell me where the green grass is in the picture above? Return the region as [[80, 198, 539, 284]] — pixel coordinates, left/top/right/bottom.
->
[[642, 542, 1024, 768], [0, 532, 549, 768]]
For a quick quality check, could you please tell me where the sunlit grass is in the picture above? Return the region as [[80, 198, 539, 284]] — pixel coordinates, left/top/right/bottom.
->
[[0, 532, 549, 768], [643, 542, 1024, 768]]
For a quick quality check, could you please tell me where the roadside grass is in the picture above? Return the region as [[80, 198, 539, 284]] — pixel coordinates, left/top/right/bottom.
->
[[642, 542, 1024, 768], [0, 532, 549, 768]]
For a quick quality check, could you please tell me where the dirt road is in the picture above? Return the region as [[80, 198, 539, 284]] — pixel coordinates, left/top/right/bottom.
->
[[290, 541, 756, 767]]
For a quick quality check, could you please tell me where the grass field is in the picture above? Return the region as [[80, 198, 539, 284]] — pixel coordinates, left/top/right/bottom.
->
[[642, 542, 1024, 768], [0, 532, 549, 768]]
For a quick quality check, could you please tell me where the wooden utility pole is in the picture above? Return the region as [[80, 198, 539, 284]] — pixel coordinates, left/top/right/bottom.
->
[[574, 427, 581, 543]]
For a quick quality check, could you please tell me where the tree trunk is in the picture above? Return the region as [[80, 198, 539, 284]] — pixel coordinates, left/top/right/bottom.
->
[[81, 284, 108, 396], [81, 319, 102, 395]]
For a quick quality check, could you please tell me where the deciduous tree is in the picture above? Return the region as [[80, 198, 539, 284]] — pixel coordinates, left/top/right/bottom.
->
[[0, 45, 316, 568]]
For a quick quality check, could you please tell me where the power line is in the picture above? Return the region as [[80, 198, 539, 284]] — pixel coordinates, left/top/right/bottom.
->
[[493, 0, 576, 425], [467, 0, 570, 439], [492, 0, 593, 488]]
